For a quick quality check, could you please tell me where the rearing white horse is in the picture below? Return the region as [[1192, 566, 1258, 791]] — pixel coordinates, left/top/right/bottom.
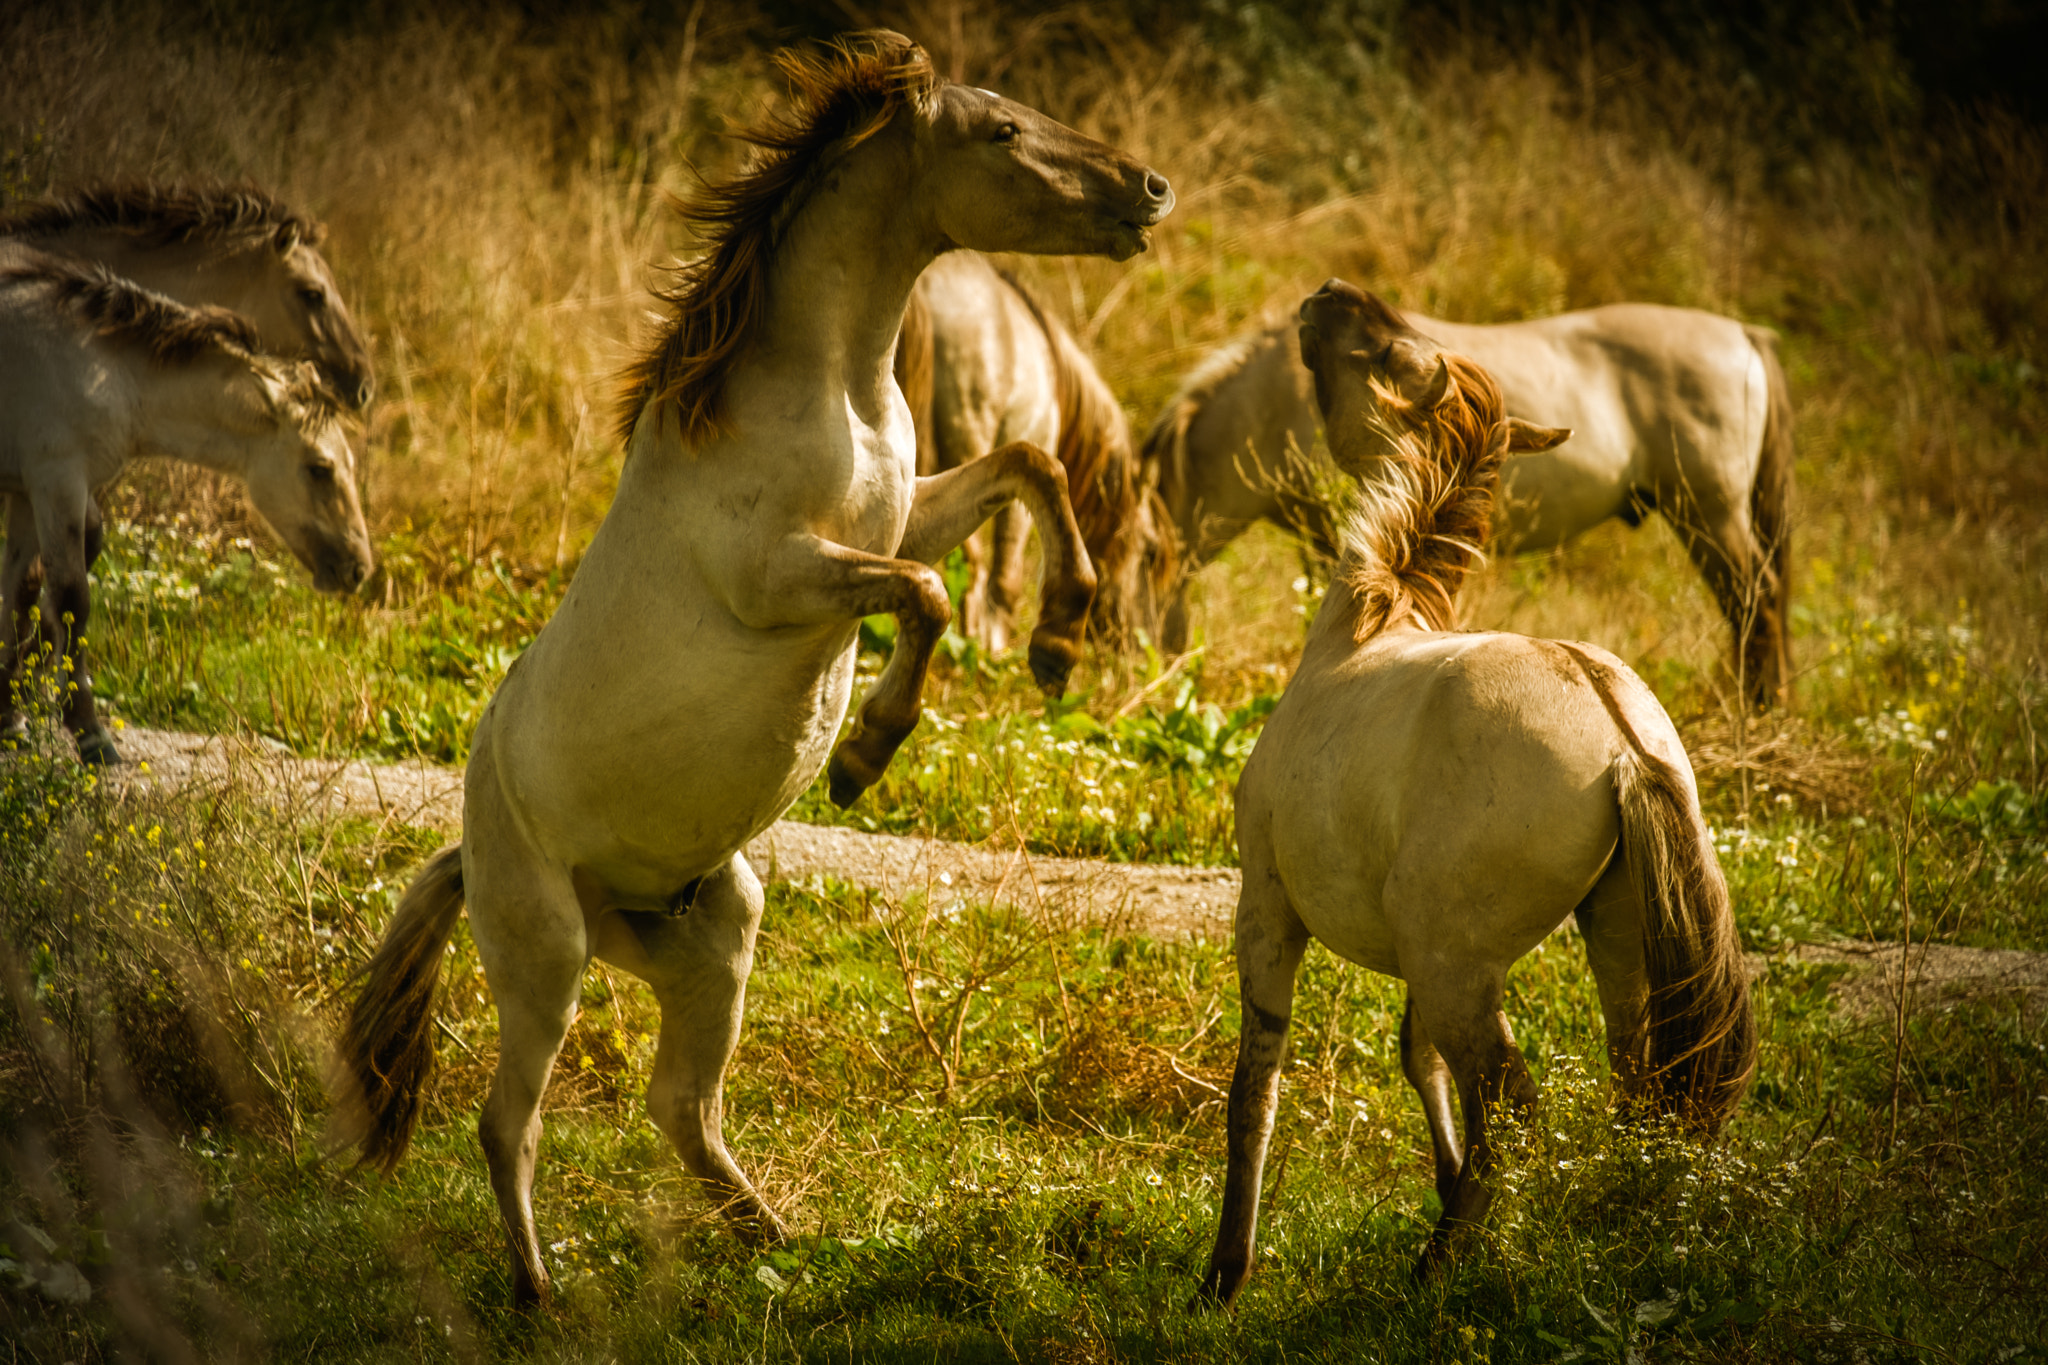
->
[[334, 33, 1174, 1305]]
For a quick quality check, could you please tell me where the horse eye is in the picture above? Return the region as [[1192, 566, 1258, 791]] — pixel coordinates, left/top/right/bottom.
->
[[992, 122, 1019, 145], [299, 288, 327, 310], [306, 462, 336, 484]]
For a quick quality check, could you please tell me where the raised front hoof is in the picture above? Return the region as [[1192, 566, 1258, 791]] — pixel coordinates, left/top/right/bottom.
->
[[826, 747, 881, 809], [1026, 636, 1080, 698], [74, 726, 122, 767]]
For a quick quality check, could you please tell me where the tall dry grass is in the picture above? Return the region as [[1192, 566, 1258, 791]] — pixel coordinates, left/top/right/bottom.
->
[[1, 1, 2040, 704]]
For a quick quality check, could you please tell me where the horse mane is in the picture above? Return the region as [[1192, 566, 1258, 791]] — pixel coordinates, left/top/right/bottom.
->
[[990, 267, 1173, 601], [1338, 352, 1507, 642], [615, 31, 943, 450], [4, 254, 263, 364], [0, 180, 325, 249]]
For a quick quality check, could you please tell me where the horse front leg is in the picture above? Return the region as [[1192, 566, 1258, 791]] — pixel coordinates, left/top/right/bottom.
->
[[1194, 856, 1309, 1308], [742, 534, 953, 808], [0, 496, 47, 745], [27, 484, 117, 764], [897, 441, 1096, 696]]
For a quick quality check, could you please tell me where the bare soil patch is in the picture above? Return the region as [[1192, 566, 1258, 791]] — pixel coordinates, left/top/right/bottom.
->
[[111, 727, 2048, 1014]]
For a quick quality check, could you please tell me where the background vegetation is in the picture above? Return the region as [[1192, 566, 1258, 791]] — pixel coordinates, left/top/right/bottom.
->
[[2, 0, 2043, 1359]]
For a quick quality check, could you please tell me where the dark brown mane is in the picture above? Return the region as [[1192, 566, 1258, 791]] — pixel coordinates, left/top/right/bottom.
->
[[1341, 352, 1507, 641], [615, 31, 943, 449], [0, 180, 325, 250], [4, 254, 263, 365]]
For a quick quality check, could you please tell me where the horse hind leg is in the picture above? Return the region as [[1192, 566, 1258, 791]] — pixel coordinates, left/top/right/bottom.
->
[[1574, 855, 1654, 1107], [1407, 971, 1539, 1279], [596, 854, 786, 1242], [1399, 994, 1464, 1213], [1670, 503, 1782, 712], [462, 784, 589, 1305], [1195, 861, 1309, 1307]]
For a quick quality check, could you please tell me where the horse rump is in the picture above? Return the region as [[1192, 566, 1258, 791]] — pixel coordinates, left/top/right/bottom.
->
[[326, 844, 467, 1174]]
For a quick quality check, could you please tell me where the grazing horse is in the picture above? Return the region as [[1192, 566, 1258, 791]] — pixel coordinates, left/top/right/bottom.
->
[[0, 182, 375, 410], [0, 255, 373, 763], [1195, 280, 1755, 1305], [1141, 301, 1796, 708], [332, 33, 1173, 1305], [894, 252, 1173, 648], [0, 182, 377, 623]]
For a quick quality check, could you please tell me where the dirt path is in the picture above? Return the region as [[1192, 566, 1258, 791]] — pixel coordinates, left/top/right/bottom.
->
[[116, 726, 2048, 1015]]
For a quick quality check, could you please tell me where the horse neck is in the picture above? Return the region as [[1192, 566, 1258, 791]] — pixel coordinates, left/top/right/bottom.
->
[[48, 231, 261, 308], [1297, 553, 1416, 669], [755, 129, 936, 423], [130, 355, 274, 475]]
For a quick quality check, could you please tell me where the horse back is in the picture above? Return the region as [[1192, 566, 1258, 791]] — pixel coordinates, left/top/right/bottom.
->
[[1247, 630, 1662, 974]]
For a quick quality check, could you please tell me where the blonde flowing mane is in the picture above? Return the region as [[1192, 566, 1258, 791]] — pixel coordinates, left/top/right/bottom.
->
[[1339, 352, 1507, 642], [616, 32, 943, 449], [0, 180, 324, 248]]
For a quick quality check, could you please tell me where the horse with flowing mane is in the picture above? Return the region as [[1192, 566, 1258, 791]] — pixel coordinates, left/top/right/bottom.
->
[[1195, 280, 1755, 1305], [332, 32, 1173, 1305], [1141, 299, 1796, 708], [0, 253, 372, 762], [894, 252, 1173, 648]]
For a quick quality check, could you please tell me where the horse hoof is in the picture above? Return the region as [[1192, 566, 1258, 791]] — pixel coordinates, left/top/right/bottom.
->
[[75, 727, 122, 767], [1027, 639, 1078, 697], [825, 752, 872, 809]]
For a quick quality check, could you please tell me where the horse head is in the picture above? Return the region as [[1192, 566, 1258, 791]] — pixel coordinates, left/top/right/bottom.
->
[[251, 225, 377, 411], [241, 361, 375, 594], [1299, 279, 1570, 475], [915, 74, 1173, 262]]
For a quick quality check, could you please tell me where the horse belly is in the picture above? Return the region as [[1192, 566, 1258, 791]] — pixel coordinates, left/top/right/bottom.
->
[[488, 608, 859, 899]]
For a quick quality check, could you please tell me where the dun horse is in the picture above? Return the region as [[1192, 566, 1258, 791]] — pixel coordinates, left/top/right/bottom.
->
[[1, 182, 375, 410], [1142, 301, 1796, 708], [0, 255, 373, 763], [1196, 280, 1754, 1304], [0, 182, 376, 633], [333, 34, 1173, 1305], [895, 252, 1172, 647]]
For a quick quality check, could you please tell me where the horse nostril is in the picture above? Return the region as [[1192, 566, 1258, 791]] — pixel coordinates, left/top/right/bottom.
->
[[1145, 172, 1171, 201]]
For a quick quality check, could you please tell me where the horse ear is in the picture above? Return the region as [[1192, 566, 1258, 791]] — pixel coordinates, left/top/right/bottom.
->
[[1412, 355, 1454, 410], [1506, 417, 1572, 451], [273, 221, 301, 254]]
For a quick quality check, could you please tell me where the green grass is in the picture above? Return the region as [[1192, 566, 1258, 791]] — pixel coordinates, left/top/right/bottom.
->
[[3, 751, 2044, 1360]]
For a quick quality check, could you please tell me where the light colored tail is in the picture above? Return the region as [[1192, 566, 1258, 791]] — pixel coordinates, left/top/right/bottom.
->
[[328, 845, 466, 1174], [1742, 323, 1796, 709], [1611, 747, 1756, 1132]]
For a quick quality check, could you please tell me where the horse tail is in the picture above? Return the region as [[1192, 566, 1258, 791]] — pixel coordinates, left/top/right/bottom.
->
[[1743, 323, 1795, 709], [894, 282, 938, 476], [1612, 748, 1757, 1132], [328, 844, 467, 1174], [1561, 644, 1756, 1133]]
